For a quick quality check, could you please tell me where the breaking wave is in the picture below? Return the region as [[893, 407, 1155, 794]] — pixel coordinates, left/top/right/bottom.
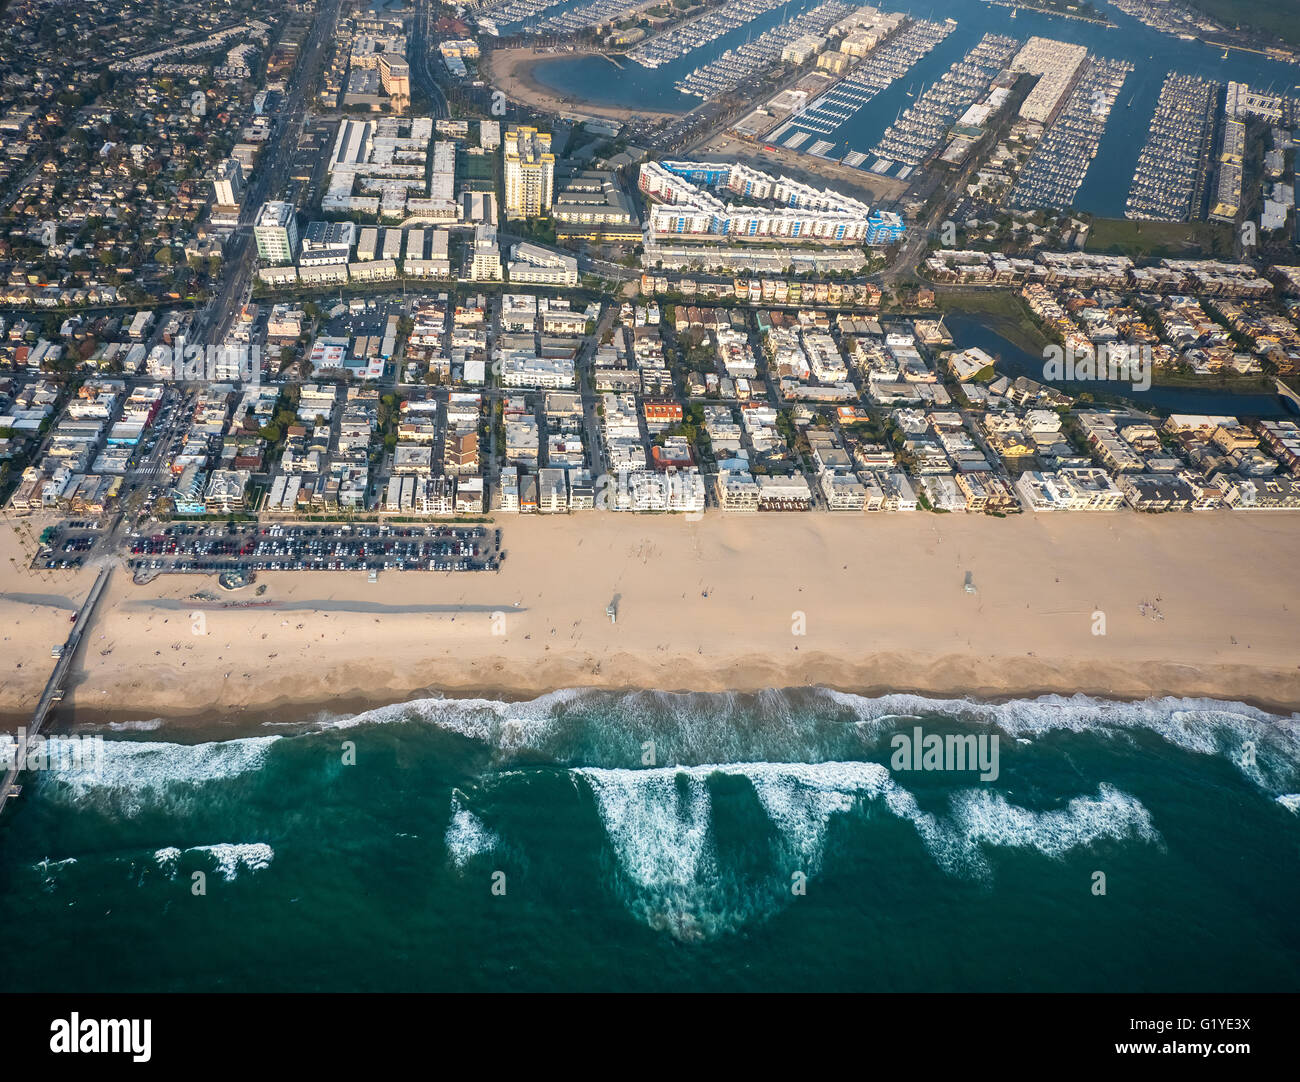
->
[[825, 689, 1300, 794], [292, 687, 1299, 794], [25, 687, 1285, 941], [312, 688, 588, 748], [444, 791, 498, 870], [154, 842, 274, 881], [28, 686, 1269, 801], [36, 736, 279, 817], [573, 763, 1160, 940], [886, 782, 1163, 880], [578, 766, 730, 942]]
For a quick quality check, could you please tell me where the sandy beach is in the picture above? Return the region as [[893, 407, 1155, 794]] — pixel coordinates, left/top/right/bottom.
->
[[481, 47, 685, 124], [3, 510, 1300, 725]]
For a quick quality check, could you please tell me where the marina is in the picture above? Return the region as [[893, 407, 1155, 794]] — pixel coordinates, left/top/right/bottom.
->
[[868, 31, 1018, 170], [521, 0, 1300, 217], [674, 0, 857, 99], [1124, 72, 1218, 221], [474, 0, 571, 33], [769, 17, 954, 161], [1008, 55, 1132, 211], [982, 0, 1114, 27], [629, 0, 796, 69], [536, 0, 658, 36]]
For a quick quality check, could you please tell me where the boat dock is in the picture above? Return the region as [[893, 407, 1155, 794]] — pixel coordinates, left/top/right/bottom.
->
[[0, 565, 112, 817]]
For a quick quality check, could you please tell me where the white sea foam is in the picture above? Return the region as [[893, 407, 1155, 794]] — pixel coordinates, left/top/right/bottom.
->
[[823, 689, 1300, 793], [151, 842, 273, 880], [1277, 794, 1300, 815], [722, 761, 889, 873], [33, 855, 79, 892], [575, 761, 1163, 936], [314, 688, 586, 749], [33, 856, 78, 875], [444, 792, 498, 869], [918, 783, 1161, 879], [305, 686, 833, 767], [153, 847, 182, 877], [192, 843, 274, 880], [580, 767, 714, 893], [37, 736, 278, 817], [956, 784, 1159, 855], [577, 762, 894, 939], [105, 719, 164, 732], [313, 688, 1300, 794], [577, 766, 724, 941]]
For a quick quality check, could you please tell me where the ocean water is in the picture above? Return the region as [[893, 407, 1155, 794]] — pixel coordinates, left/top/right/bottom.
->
[[2, 688, 1298, 991], [523, 0, 1300, 219]]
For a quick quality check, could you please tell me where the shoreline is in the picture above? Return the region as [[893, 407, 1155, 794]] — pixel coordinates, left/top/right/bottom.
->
[[5, 512, 1300, 734], [22, 673, 1299, 744], [480, 46, 686, 124]]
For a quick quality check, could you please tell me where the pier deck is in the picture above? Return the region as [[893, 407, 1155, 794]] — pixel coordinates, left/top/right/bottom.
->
[[0, 566, 112, 817]]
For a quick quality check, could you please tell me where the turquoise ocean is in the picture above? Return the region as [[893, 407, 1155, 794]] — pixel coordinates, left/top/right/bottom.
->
[[2, 688, 1298, 991]]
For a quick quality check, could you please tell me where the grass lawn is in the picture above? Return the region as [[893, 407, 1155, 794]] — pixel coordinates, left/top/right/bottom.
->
[[1084, 218, 1235, 260]]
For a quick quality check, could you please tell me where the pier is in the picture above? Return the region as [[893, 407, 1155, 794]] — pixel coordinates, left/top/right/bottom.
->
[[0, 566, 112, 817]]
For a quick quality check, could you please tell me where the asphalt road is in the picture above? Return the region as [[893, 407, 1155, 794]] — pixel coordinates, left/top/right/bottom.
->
[[193, 0, 346, 347], [410, 0, 450, 121]]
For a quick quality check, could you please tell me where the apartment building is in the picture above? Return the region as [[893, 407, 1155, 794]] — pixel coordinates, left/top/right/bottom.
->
[[503, 126, 555, 218], [254, 200, 299, 264]]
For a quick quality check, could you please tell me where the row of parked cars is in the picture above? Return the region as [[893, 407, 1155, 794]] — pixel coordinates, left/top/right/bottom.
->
[[124, 521, 499, 575]]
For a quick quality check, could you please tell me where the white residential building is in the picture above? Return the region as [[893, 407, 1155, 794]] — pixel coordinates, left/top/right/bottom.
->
[[254, 201, 299, 264]]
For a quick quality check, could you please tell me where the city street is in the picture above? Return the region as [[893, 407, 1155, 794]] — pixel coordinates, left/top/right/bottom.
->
[[409, 0, 451, 120], [192, 0, 346, 347]]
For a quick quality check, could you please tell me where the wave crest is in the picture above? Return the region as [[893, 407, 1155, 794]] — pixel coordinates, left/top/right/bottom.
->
[[575, 763, 1161, 938], [444, 792, 499, 870], [153, 842, 273, 881], [39, 736, 279, 817]]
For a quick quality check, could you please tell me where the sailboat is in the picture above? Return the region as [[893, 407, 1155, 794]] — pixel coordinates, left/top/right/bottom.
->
[[1010, 6, 1017, 18]]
